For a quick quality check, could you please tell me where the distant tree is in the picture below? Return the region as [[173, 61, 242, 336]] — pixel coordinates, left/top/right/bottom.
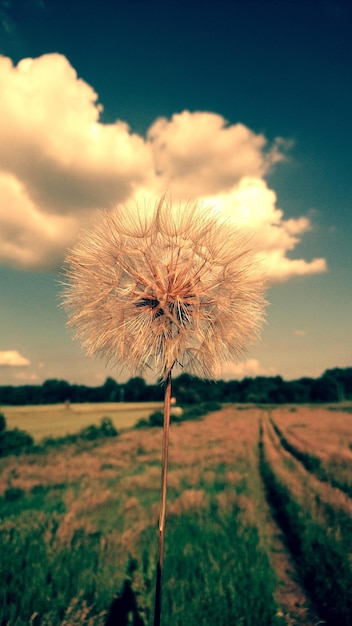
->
[[1, 367, 351, 406], [238, 377, 263, 403], [323, 367, 352, 401], [145, 384, 165, 401], [289, 378, 314, 403], [173, 374, 202, 404], [199, 379, 223, 402], [102, 377, 120, 401], [86, 384, 107, 403], [310, 376, 338, 403], [0, 386, 15, 405], [41, 379, 71, 404], [70, 384, 91, 403], [264, 376, 285, 403], [3, 385, 40, 405], [124, 377, 148, 402], [222, 380, 240, 402]]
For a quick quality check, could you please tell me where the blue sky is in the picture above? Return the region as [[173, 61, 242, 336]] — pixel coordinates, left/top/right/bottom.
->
[[0, 0, 351, 385]]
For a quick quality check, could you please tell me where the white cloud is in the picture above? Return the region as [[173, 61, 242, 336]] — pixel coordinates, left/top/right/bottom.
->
[[262, 252, 326, 281], [201, 178, 327, 281], [0, 54, 150, 211], [0, 53, 327, 281], [0, 350, 30, 366], [0, 54, 153, 268], [0, 172, 81, 267], [219, 358, 276, 380], [147, 111, 286, 197]]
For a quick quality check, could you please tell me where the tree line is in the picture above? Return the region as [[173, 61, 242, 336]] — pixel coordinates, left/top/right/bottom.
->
[[0, 367, 351, 406]]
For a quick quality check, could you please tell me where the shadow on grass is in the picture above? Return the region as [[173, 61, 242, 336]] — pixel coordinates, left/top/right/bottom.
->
[[105, 580, 144, 626]]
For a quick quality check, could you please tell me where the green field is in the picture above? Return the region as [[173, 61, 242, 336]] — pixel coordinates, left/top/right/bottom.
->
[[1, 402, 163, 440], [1, 404, 352, 625]]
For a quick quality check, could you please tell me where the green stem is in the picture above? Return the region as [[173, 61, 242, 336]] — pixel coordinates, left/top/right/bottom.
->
[[153, 370, 172, 626]]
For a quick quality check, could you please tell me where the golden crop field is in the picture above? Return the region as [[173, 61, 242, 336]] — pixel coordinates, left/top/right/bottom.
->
[[1, 403, 352, 625], [1, 402, 163, 440]]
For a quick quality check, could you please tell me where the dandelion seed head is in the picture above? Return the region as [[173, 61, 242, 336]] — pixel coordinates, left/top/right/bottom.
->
[[62, 196, 268, 380]]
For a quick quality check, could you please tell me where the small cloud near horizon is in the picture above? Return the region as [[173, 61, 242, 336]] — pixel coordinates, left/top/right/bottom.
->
[[219, 358, 276, 380], [0, 350, 30, 366]]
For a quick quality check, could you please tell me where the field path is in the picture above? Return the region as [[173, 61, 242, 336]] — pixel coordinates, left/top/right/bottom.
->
[[258, 411, 320, 626], [266, 510, 320, 625]]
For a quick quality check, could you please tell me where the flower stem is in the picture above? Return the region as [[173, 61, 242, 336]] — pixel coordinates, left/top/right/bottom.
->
[[153, 369, 172, 626]]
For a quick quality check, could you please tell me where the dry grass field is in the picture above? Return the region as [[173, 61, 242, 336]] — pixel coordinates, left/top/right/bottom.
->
[[1, 403, 352, 625]]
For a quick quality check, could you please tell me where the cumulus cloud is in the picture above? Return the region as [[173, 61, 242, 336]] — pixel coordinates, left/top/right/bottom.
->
[[0, 53, 327, 281], [201, 178, 327, 281], [0, 172, 80, 267], [219, 358, 276, 380], [0, 350, 30, 366], [147, 111, 286, 197]]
